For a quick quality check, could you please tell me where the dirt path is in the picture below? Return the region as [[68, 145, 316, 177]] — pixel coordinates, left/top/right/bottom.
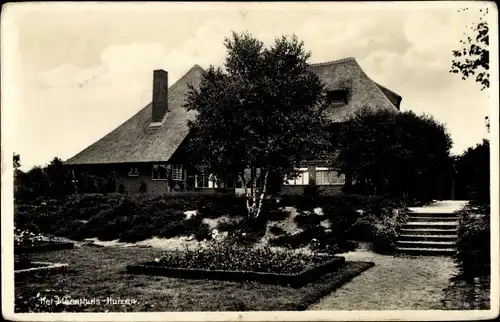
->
[[309, 247, 457, 310]]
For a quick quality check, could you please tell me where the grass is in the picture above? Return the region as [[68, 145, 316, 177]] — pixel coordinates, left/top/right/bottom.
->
[[15, 246, 374, 312]]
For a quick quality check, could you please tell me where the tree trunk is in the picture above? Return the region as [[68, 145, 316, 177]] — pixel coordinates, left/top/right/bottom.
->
[[255, 169, 269, 218], [250, 167, 257, 217], [240, 173, 251, 215]]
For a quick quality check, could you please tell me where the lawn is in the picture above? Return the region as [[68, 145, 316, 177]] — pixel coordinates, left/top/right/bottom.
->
[[15, 245, 374, 312]]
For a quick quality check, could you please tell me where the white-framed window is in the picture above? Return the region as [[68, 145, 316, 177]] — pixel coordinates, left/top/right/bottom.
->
[[195, 174, 225, 188], [284, 168, 310, 185], [152, 164, 167, 180], [195, 175, 211, 188], [315, 167, 345, 185], [128, 167, 139, 177], [235, 169, 263, 189], [171, 164, 184, 181]]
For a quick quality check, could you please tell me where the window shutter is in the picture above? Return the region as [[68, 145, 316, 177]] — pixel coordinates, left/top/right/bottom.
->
[[303, 171, 309, 185]]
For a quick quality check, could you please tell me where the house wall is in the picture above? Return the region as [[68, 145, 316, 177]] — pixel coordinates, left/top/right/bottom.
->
[[281, 165, 346, 195], [281, 184, 344, 195], [70, 162, 347, 196]]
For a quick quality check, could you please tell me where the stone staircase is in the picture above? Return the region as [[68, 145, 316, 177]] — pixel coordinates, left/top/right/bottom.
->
[[396, 201, 467, 256]]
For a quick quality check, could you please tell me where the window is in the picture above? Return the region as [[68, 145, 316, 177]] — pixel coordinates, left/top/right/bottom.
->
[[171, 164, 184, 181], [326, 90, 348, 106], [152, 164, 167, 180], [315, 167, 345, 185], [128, 167, 139, 177], [195, 175, 210, 188], [284, 168, 309, 185], [195, 174, 226, 188]]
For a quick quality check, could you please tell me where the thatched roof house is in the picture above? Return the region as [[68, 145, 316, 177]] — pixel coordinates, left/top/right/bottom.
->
[[65, 57, 401, 194]]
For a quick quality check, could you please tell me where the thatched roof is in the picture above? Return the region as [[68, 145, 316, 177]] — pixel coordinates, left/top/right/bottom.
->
[[65, 57, 400, 165], [307, 57, 401, 122], [65, 65, 204, 165]]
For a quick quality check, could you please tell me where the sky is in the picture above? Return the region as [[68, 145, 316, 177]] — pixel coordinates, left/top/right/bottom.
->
[[1, 2, 496, 171]]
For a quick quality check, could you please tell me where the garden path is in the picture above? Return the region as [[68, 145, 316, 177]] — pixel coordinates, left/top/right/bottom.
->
[[308, 245, 457, 310]]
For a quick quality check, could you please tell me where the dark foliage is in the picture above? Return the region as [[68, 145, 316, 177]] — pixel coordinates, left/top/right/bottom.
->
[[303, 182, 324, 201], [455, 201, 490, 279], [14, 193, 256, 243], [450, 7, 489, 90], [332, 108, 453, 204], [139, 181, 148, 193], [269, 225, 286, 236], [454, 139, 489, 202]]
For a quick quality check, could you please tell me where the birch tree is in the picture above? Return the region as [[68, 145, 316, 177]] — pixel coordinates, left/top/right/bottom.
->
[[183, 32, 329, 218]]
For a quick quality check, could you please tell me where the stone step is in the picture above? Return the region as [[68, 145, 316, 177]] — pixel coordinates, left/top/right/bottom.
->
[[408, 216, 459, 222], [408, 212, 460, 218], [400, 228, 458, 235], [403, 222, 458, 230], [397, 240, 456, 249], [399, 234, 458, 242], [397, 247, 456, 256]]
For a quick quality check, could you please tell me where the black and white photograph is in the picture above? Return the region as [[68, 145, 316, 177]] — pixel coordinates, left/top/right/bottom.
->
[[1, 1, 498, 321]]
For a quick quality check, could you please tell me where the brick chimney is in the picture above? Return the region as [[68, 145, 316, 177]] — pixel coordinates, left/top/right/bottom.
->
[[152, 69, 169, 123]]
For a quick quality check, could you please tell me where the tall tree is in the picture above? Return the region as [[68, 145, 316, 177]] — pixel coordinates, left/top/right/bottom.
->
[[450, 7, 489, 90], [183, 32, 329, 218], [333, 107, 453, 203], [13, 153, 21, 170], [455, 139, 490, 202]]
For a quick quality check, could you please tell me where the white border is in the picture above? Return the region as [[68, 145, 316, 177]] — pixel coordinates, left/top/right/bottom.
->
[[1, 1, 499, 321]]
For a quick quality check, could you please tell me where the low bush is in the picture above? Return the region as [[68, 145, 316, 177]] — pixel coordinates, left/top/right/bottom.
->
[[138, 181, 148, 193], [294, 213, 323, 229], [455, 201, 490, 279], [369, 209, 409, 254], [269, 225, 285, 236]]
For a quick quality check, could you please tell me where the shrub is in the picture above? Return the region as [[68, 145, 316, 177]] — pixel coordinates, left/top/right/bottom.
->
[[294, 213, 323, 229], [269, 225, 285, 236], [139, 181, 148, 193], [225, 216, 268, 246], [333, 108, 453, 204], [265, 209, 289, 221], [455, 201, 490, 279], [216, 218, 241, 232], [118, 184, 126, 193], [369, 209, 409, 254], [303, 182, 324, 200], [193, 223, 212, 241]]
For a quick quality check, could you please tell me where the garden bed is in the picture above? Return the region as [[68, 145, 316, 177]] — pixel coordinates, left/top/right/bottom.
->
[[15, 261, 68, 279], [126, 246, 346, 287], [15, 241, 75, 254]]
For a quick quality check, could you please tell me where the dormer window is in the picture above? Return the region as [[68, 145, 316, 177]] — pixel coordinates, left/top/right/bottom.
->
[[128, 167, 139, 177], [326, 90, 348, 106]]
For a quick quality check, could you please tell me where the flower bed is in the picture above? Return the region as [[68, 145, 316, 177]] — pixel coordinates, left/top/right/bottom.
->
[[14, 229, 74, 254], [126, 244, 345, 287]]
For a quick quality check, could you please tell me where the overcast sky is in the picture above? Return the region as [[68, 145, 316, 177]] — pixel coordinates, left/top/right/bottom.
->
[[2, 2, 495, 170]]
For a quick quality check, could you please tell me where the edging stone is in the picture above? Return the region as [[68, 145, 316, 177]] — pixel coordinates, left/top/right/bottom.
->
[[15, 262, 68, 279], [126, 256, 345, 288]]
